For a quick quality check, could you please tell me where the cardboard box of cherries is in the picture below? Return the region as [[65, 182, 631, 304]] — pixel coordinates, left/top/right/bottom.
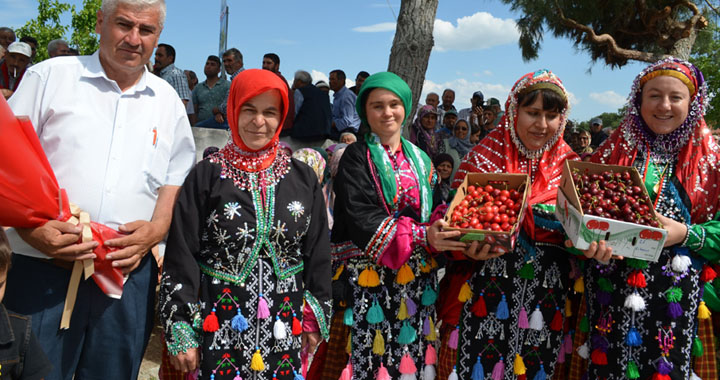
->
[[555, 160, 667, 261], [444, 173, 530, 256]]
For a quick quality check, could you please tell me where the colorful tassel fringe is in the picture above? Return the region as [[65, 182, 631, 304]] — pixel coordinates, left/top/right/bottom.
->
[[405, 297, 417, 317], [448, 367, 459, 380], [513, 354, 526, 375], [231, 308, 248, 332], [518, 307, 529, 329], [624, 292, 646, 312], [425, 344, 437, 365], [396, 263, 415, 285], [376, 363, 390, 380], [529, 306, 544, 331], [626, 360, 640, 379], [292, 315, 302, 336], [372, 329, 385, 355], [491, 358, 505, 380], [472, 294, 488, 317], [627, 270, 647, 288], [257, 295, 270, 319], [495, 295, 509, 320], [343, 307, 353, 326], [458, 281, 473, 303], [698, 301, 711, 319], [518, 262, 535, 279], [339, 362, 352, 380], [251, 348, 265, 371], [203, 309, 219, 332], [273, 317, 287, 340], [532, 364, 547, 380], [573, 276, 584, 293], [359, 266, 380, 287], [397, 298, 409, 320], [422, 285, 438, 306], [398, 321, 417, 345], [701, 265, 717, 282], [333, 264, 344, 281], [399, 353, 417, 374], [448, 326, 459, 349], [550, 308, 563, 331], [472, 357, 485, 380], [366, 299, 385, 324], [692, 336, 704, 357], [625, 327, 642, 346]]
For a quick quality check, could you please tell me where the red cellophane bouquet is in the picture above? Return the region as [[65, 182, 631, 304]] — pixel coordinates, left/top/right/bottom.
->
[[0, 95, 124, 300]]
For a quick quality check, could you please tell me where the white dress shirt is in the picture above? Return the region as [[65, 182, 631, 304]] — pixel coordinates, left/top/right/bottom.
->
[[7, 52, 196, 258]]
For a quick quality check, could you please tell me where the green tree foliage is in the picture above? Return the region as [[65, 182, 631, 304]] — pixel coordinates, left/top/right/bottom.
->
[[690, 17, 719, 128], [500, 0, 709, 67], [577, 109, 626, 132], [14, 0, 101, 62]]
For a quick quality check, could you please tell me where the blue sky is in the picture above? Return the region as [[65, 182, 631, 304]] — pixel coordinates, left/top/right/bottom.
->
[[1, 0, 649, 121]]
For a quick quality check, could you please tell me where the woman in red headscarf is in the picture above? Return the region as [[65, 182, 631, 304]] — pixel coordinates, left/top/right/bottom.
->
[[436, 69, 579, 380], [159, 69, 332, 379], [571, 58, 720, 380]]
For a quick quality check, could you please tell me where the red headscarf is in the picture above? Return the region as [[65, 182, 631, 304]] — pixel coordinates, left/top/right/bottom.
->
[[224, 69, 289, 172], [592, 58, 720, 224], [453, 69, 578, 241]]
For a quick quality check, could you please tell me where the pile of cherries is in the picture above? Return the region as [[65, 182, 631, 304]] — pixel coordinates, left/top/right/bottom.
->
[[571, 168, 660, 227], [449, 183, 522, 232]]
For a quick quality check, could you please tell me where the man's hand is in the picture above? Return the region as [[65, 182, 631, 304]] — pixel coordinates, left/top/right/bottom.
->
[[1, 88, 13, 99], [302, 331, 321, 355], [104, 220, 164, 274], [170, 347, 199, 372], [16, 220, 98, 261]]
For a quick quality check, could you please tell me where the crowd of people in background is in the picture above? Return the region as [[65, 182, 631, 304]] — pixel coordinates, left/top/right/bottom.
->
[[1, 1, 720, 380]]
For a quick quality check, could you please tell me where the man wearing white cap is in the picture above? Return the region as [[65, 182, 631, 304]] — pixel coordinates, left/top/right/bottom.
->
[[0, 41, 31, 99]]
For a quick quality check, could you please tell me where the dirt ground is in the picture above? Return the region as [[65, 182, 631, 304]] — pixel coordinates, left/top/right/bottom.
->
[[138, 324, 163, 380]]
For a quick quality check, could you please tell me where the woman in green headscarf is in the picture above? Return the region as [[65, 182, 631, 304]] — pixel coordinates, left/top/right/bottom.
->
[[313, 72, 465, 380]]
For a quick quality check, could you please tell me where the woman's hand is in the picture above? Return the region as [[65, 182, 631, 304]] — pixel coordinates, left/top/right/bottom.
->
[[302, 331, 321, 355], [565, 240, 621, 263], [656, 214, 688, 247], [170, 347, 199, 372], [463, 240, 504, 261], [427, 219, 467, 252]]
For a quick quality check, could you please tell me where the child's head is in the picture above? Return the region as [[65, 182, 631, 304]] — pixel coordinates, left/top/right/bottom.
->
[[0, 229, 10, 301]]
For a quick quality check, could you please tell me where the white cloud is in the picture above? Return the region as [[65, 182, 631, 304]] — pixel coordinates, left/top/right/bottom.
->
[[434, 12, 519, 52], [566, 91, 580, 107], [310, 70, 328, 84], [483, 70, 493, 76], [589, 90, 626, 108], [352, 22, 396, 33]]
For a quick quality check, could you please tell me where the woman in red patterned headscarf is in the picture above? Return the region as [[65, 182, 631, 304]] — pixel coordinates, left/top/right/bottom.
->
[[160, 69, 333, 379], [573, 58, 720, 380], [437, 69, 578, 380]]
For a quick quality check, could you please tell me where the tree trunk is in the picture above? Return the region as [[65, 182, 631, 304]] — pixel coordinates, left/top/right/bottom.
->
[[668, 29, 696, 60], [388, 0, 439, 133]]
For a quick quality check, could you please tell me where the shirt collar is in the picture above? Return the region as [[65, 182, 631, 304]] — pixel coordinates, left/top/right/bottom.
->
[[0, 304, 14, 345], [334, 86, 347, 98], [82, 51, 152, 94]]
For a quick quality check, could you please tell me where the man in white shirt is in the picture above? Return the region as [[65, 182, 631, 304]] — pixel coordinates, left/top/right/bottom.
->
[[4, 1, 195, 379]]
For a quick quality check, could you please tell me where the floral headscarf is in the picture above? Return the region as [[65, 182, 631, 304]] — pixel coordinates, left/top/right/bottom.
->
[[411, 105, 444, 159], [447, 119, 474, 158], [292, 148, 326, 183]]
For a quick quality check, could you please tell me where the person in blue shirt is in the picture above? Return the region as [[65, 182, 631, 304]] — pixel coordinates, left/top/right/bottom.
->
[[329, 69, 361, 140]]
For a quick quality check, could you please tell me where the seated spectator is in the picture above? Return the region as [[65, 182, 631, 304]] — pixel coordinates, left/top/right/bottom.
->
[[469, 123, 483, 144], [0, 230, 52, 379], [315, 80, 330, 93], [292, 69, 331, 141], [0, 42, 31, 99], [439, 109, 458, 138], [410, 105, 444, 160], [18, 36, 36, 63], [444, 119, 473, 174], [339, 132, 356, 145], [432, 153, 455, 210], [47, 39, 71, 58], [576, 129, 594, 158], [0, 27, 15, 50]]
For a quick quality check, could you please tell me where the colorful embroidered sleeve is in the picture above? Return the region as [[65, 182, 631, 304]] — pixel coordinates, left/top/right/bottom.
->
[[159, 161, 214, 355], [301, 168, 333, 340], [686, 221, 720, 263]]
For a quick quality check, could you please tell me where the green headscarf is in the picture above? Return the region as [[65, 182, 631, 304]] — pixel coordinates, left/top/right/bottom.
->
[[356, 72, 434, 222]]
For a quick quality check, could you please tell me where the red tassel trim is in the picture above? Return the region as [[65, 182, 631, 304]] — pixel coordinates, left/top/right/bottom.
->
[[517, 375, 527, 380], [550, 308, 563, 331], [292, 316, 302, 335], [651, 374, 671, 380], [701, 265, 717, 283], [203, 311, 219, 332], [590, 348, 608, 365], [472, 295, 488, 317], [627, 270, 647, 288]]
